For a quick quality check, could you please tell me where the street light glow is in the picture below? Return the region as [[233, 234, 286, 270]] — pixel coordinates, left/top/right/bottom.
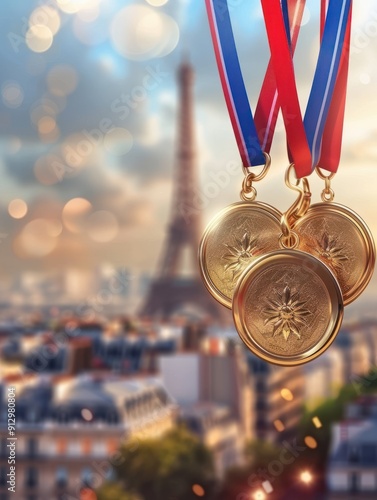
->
[[252, 490, 266, 500], [300, 470, 313, 484]]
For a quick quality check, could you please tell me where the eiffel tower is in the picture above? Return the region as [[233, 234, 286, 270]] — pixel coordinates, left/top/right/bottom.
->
[[141, 61, 226, 321]]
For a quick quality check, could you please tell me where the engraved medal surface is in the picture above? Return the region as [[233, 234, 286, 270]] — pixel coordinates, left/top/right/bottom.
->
[[293, 203, 376, 305], [199, 201, 282, 308], [233, 250, 343, 366]]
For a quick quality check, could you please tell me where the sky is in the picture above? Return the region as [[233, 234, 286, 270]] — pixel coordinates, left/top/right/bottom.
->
[[0, 0, 376, 312]]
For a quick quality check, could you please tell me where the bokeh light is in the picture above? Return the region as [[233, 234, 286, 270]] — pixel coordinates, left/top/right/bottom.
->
[[56, 0, 80, 14], [300, 470, 313, 484], [77, 4, 100, 23], [73, 17, 108, 46], [103, 127, 133, 156], [47, 65, 78, 97], [312, 416, 322, 429], [262, 481, 273, 494], [304, 436, 318, 449], [273, 419, 285, 432], [14, 219, 59, 258], [8, 199, 28, 219], [280, 388, 294, 401], [30, 98, 60, 126], [81, 408, 93, 421], [110, 5, 179, 60], [80, 489, 97, 500], [86, 210, 119, 243], [26, 25, 53, 53], [29, 6, 61, 35], [146, 0, 169, 5], [62, 198, 93, 233], [192, 484, 205, 497], [57, 0, 100, 15], [38, 116, 57, 135], [2, 81, 24, 109], [253, 490, 266, 500]]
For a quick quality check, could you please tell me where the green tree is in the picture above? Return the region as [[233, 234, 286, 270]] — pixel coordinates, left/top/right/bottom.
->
[[97, 482, 140, 500], [216, 440, 288, 499], [114, 426, 216, 500]]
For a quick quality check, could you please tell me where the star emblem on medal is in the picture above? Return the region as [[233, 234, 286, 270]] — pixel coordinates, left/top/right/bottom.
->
[[315, 233, 348, 272], [263, 285, 311, 341], [222, 232, 259, 280]]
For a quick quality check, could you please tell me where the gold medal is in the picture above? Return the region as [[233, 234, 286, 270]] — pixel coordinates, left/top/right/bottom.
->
[[293, 203, 375, 305], [199, 200, 282, 308], [232, 249, 343, 366], [199, 154, 282, 308], [292, 170, 376, 305]]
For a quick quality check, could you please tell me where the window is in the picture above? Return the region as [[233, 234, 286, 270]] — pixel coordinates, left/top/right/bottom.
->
[[256, 400, 267, 411], [27, 438, 37, 457], [25, 467, 38, 488], [0, 439, 6, 458], [106, 410, 118, 424], [81, 467, 93, 488], [81, 438, 92, 455], [256, 380, 265, 392], [107, 439, 118, 456], [0, 466, 7, 486], [361, 444, 377, 465], [348, 446, 360, 464], [56, 467, 68, 489], [350, 472, 359, 493], [256, 417, 267, 430], [57, 410, 70, 424], [56, 437, 67, 455]]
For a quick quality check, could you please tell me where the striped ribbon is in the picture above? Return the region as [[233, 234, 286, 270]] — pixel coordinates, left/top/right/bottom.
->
[[205, 0, 306, 169], [304, 0, 352, 168], [206, 0, 352, 178], [318, 0, 352, 173], [262, 0, 352, 176]]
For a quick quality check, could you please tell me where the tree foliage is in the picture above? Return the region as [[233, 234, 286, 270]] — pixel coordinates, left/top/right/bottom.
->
[[96, 482, 140, 500], [112, 426, 216, 500]]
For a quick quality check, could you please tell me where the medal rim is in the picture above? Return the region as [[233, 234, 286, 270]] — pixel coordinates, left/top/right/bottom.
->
[[292, 202, 376, 305], [199, 200, 282, 309], [232, 249, 344, 366]]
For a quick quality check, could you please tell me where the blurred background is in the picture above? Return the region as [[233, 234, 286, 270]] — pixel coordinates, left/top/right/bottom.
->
[[0, 0, 377, 499]]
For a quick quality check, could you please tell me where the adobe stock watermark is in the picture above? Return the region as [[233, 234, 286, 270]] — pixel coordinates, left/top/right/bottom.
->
[[236, 438, 308, 500], [52, 65, 169, 182], [178, 159, 240, 224], [8, 0, 61, 53]]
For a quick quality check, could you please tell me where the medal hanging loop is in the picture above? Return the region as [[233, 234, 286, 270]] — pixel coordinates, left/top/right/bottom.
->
[[240, 153, 270, 202], [285, 164, 311, 221], [316, 166, 336, 202], [279, 165, 311, 249]]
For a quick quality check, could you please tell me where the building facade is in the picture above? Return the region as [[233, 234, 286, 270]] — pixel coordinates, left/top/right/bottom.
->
[[0, 374, 176, 500], [327, 396, 377, 498]]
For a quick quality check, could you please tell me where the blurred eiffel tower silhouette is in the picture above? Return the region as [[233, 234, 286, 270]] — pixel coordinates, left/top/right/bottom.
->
[[141, 60, 226, 321]]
